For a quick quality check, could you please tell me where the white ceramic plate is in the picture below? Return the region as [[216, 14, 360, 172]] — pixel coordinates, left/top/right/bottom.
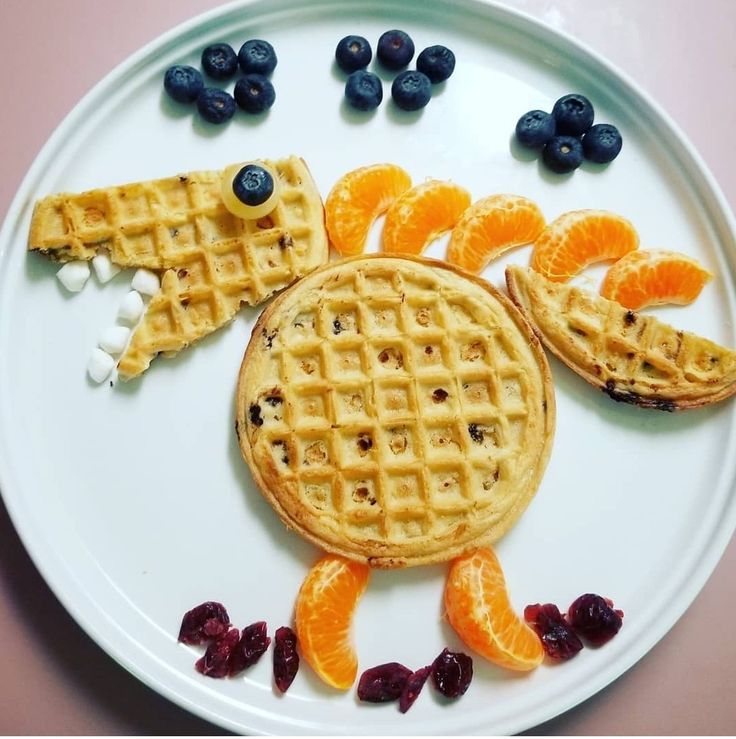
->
[[1, 0, 735, 734]]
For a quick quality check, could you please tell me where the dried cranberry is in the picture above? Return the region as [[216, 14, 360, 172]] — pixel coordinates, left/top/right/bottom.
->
[[357, 662, 412, 703], [567, 593, 624, 646], [399, 665, 431, 713], [524, 603, 583, 660], [195, 628, 240, 678], [178, 601, 231, 645], [431, 648, 473, 698], [228, 621, 271, 676], [273, 626, 299, 692]]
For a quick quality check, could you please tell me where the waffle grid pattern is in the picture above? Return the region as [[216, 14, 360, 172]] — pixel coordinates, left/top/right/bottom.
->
[[241, 259, 553, 565], [559, 283, 690, 384], [507, 265, 736, 407], [29, 156, 321, 270]]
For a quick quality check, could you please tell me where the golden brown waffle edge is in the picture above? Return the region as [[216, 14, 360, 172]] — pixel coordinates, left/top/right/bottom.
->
[[236, 255, 556, 568], [506, 265, 736, 410]]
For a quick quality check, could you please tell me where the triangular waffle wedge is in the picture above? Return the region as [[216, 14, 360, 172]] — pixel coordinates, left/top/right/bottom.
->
[[28, 156, 328, 378], [236, 255, 556, 568], [506, 265, 736, 410]]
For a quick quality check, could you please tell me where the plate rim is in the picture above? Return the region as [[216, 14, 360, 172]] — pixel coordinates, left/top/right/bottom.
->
[[1, 0, 735, 734]]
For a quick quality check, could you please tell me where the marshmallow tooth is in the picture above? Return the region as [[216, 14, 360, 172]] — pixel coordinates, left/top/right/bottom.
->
[[56, 261, 91, 292], [92, 253, 121, 283], [87, 348, 115, 383], [99, 326, 131, 355], [117, 291, 144, 323], [131, 268, 160, 296]]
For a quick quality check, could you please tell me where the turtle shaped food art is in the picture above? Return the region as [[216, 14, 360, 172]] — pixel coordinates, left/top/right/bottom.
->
[[235, 254, 556, 690]]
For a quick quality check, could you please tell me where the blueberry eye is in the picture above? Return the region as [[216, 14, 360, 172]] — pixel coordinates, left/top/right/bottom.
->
[[221, 161, 280, 219], [233, 165, 275, 206]]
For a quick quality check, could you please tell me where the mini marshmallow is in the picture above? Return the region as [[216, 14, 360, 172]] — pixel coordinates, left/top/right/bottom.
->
[[87, 348, 115, 383], [56, 261, 90, 292], [131, 268, 160, 296], [92, 252, 121, 283], [99, 325, 131, 355], [117, 290, 144, 323]]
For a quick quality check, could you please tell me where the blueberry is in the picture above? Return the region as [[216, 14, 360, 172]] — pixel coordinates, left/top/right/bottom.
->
[[344, 70, 383, 111], [377, 29, 415, 70], [233, 164, 274, 206], [552, 93, 594, 136], [196, 88, 236, 124], [163, 65, 204, 103], [201, 43, 238, 80], [234, 74, 276, 113], [238, 39, 277, 76], [416, 45, 455, 83], [391, 70, 431, 111], [335, 35, 372, 73], [582, 123, 623, 163], [542, 135, 584, 173], [515, 110, 556, 148]]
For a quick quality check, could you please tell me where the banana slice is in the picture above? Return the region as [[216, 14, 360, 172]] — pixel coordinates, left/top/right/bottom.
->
[[505, 265, 736, 410]]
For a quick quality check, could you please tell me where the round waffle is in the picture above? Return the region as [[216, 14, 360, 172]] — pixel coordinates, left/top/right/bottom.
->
[[236, 255, 555, 568]]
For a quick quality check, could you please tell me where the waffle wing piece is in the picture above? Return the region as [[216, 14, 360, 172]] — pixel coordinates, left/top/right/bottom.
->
[[28, 156, 328, 378], [506, 265, 736, 410], [236, 256, 556, 568]]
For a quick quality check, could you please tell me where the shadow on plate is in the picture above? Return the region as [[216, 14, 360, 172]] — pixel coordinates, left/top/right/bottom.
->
[[0, 497, 230, 734]]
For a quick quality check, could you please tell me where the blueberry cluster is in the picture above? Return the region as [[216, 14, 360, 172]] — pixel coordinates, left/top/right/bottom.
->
[[163, 39, 277, 124], [515, 93, 623, 173], [335, 30, 455, 113]]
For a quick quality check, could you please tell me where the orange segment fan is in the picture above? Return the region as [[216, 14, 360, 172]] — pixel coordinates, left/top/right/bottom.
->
[[446, 194, 546, 273], [600, 249, 713, 309], [325, 163, 412, 256], [444, 547, 544, 672], [382, 179, 471, 255], [530, 209, 639, 282], [294, 554, 370, 689]]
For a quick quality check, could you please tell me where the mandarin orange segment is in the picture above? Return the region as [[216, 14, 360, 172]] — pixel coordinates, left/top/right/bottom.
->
[[294, 554, 370, 690], [446, 194, 546, 273], [325, 163, 412, 256], [382, 179, 472, 255], [444, 547, 544, 672], [600, 249, 713, 310], [530, 209, 639, 282]]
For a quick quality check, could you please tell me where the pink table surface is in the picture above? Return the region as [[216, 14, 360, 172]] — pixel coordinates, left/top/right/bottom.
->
[[1, 0, 735, 734]]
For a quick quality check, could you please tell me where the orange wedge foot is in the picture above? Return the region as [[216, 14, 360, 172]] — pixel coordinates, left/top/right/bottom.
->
[[382, 179, 471, 255], [446, 194, 545, 273], [530, 209, 639, 282], [294, 554, 370, 689], [444, 547, 544, 671], [600, 249, 713, 309], [325, 163, 412, 256]]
